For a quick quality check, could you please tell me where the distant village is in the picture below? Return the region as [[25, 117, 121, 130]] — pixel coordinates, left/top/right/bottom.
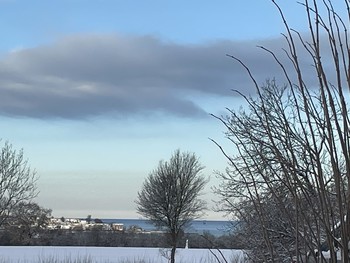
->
[[47, 218, 128, 232]]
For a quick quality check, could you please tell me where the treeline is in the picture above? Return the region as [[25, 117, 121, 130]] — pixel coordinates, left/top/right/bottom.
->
[[0, 227, 243, 249]]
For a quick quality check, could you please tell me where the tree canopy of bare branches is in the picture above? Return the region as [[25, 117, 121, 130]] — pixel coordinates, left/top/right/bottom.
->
[[136, 149, 207, 263], [6, 202, 52, 245], [214, 0, 350, 262], [0, 141, 38, 227]]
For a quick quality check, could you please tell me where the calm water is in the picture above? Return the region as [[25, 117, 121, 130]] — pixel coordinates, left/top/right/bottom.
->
[[101, 219, 234, 236]]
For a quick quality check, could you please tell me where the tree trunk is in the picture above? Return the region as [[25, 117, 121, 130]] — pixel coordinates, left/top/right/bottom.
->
[[170, 232, 177, 263], [171, 246, 176, 263]]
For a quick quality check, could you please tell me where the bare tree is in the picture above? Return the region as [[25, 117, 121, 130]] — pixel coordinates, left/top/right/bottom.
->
[[0, 141, 38, 227], [6, 202, 52, 245], [136, 149, 207, 263], [213, 0, 350, 262]]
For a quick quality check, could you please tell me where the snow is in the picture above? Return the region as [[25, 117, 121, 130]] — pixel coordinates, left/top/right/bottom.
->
[[0, 246, 244, 263]]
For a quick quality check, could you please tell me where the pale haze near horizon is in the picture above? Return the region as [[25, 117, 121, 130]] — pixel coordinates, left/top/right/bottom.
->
[[0, 1, 326, 220]]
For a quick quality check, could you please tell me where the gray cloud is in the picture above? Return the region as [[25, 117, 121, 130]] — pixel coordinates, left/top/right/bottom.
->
[[0, 33, 329, 119]]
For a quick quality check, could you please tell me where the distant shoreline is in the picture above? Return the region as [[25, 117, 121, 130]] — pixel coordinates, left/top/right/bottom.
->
[[99, 218, 234, 236], [52, 217, 234, 236]]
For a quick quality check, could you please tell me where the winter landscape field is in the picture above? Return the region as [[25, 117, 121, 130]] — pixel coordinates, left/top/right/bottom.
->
[[0, 246, 244, 263]]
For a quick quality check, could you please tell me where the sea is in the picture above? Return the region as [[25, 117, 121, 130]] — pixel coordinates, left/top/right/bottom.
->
[[100, 219, 234, 236]]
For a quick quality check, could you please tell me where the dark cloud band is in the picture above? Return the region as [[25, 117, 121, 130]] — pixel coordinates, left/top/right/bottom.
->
[[0, 34, 327, 119]]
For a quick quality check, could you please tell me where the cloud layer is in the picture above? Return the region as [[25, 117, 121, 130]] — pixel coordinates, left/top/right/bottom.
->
[[0, 33, 323, 119]]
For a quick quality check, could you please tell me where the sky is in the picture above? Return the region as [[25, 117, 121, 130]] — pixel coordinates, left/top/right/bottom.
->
[[0, 0, 342, 220]]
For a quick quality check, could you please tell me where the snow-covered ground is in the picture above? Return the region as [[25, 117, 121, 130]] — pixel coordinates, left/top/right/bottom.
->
[[0, 246, 244, 263]]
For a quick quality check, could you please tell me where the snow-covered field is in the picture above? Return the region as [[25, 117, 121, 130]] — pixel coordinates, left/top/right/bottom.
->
[[0, 246, 244, 263]]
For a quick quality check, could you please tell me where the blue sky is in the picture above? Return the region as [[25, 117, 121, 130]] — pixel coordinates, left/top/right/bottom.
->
[[0, 0, 333, 219], [0, 0, 300, 50]]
